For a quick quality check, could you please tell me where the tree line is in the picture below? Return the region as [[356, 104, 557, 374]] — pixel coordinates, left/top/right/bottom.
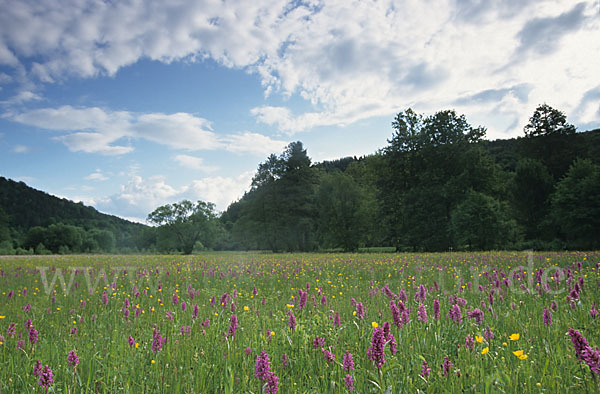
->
[[1, 104, 598, 254], [147, 104, 599, 253]]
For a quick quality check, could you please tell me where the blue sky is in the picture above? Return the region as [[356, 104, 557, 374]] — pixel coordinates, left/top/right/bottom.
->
[[0, 0, 599, 222]]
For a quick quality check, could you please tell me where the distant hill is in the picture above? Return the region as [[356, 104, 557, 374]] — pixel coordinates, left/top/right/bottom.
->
[[0, 177, 148, 253]]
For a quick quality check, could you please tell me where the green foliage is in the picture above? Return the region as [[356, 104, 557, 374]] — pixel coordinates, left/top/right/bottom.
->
[[316, 172, 370, 251], [551, 159, 600, 249], [524, 104, 576, 137], [451, 190, 515, 250], [509, 159, 554, 240], [147, 200, 220, 254], [230, 141, 318, 252]]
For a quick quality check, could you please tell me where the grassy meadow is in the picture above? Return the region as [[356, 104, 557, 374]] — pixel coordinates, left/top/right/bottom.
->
[[0, 252, 599, 393]]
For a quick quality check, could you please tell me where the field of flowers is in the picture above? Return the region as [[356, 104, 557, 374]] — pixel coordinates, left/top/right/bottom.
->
[[0, 251, 599, 393]]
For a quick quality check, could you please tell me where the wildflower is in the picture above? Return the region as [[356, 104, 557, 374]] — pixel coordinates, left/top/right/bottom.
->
[[513, 350, 528, 360], [128, 336, 135, 347], [381, 284, 397, 299], [441, 356, 454, 377], [23, 304, 31, 313], [17, 339, 25, 350], [313, 336, 325, 349], [321, 295, 327, 306], [481, 347, 489, 355], [181, 301, 187, 311], [298, 290, 307, 310], [253, 286, 258, 296], [465, 335, 474, 351], [7, 322, 17, 338], [254, 350, 272, 381], [343, 351, 354, 371], [344, 374, 355, 392], [152, 329, 166, 353], [29, 327, 39, 344], [567, 328, 595, 367], [449, 304, 462, 324], [433, 299, 440, 319], [475, 335, 483, 343], [543, 306, 552, 326], [590, 306, 598, 319], [33, 360, 42, 376], [323, 348, 336, 363], [484, 327, 494, 341], [420, 360, 431, 378], [333, 311, 341, 327], [67, 350, 79, 368], [266, 372, 279, 394], [281, 353, 288, 368], [467, 308, 484, 325], [228, 314, 238, 338], [70, 327, 78, 336], [367, 327, 386, 369], [38, 365, 54, 391], [355, 302, 365, 319], [102, 291, 108, 305], [371, 322, 379, 328], [509, 333, 520, 341], [192, 304, 199, 319], [418, 304, 428, 323], [416, 284, 427, 302], [244, 306, 250, 311], [288, 311, 296, 331]]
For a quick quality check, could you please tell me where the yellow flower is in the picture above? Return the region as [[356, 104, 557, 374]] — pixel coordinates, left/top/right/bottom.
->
[[0, 316, 5, 319], [286, 304, 294, 308], [475, 336, 483, 343], [509, 333, 520, 341], [270, 331, 275, 336], [151, 360, 155, 364], [353, 311, 357, 316], [214, 312, 218, 316], [135, 343, 139, 349], [372, 322, 379, 328], [243, 306, 250, 311], [518, 354, 528, 360], [513, 350, 524, 357], [481, 347, 489, 355], [502, 342, 508, 347]]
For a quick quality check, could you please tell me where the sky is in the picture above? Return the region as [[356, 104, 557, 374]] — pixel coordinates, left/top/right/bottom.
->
[[0, 0, 599, 223]]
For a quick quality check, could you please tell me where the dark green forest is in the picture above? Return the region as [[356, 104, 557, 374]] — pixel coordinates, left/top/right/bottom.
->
[[1, 104, 599, 254]]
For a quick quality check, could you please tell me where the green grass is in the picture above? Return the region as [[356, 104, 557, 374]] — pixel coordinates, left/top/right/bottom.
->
[[0, 251, 599, 392]]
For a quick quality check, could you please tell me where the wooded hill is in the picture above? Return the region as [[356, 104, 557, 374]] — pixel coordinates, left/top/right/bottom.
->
[[2, 104, 599, 254], [0, 177, 147, 254]]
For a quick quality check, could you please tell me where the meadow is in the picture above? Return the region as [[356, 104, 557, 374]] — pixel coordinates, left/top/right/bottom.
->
[[0, 251, 599, 393]]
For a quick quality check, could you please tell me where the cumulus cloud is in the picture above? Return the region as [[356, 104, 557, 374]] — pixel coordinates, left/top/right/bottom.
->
[[515, 2, 589, 57], [12, 144, 30, 153], [8, 105, 286, 155], [0, 0, 598, 137], [174, 154, 218, 172], [93, 172, 253, 222], [84, 170, 109, 181]]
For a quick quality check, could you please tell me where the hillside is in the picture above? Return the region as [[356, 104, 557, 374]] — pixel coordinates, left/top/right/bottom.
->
[[0, 177, 148, 253]]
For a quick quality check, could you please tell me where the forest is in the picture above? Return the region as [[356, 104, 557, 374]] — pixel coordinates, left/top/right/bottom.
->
[[1, 104, 599, 254]]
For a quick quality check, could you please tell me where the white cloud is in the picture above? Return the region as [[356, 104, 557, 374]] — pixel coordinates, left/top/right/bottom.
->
[[174, 154, 218, 172], [0, 0, 598, 137], [8, 105, 285, 155], [12, 144, 30, 153], [223, 132, 288, 155], [92, 172, 253, 222], [84, 170, 109, 181]]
